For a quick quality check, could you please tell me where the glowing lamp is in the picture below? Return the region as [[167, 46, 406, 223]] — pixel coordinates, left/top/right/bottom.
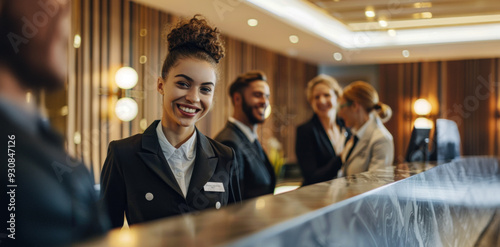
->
[[413, 98, 431, 115], [414, 117, 433, 129], [115, 67, 138, 89], [115, 97, 138, 122]]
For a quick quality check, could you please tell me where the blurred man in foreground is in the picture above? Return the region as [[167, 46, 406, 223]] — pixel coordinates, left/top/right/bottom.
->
[[0, 0, 109, 246]]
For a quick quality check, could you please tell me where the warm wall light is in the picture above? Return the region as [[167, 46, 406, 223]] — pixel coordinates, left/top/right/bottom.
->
[[378, 18, 388, 27], [115, 67, 138, 89], [414, 117, 433, 129], [414, 98, 432, 115], [289, 35, 299, 44], [73, 34, 81, 48], [115, 97, 138, 122]]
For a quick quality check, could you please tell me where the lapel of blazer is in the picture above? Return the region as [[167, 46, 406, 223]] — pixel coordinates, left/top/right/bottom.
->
[[186, 128, 218, 202], [227, 122, 276, 183], [311, 114, 336, 156], [227, 122, 263, 160], [345, 118, 377, 164], [138, 120, 184, 197]]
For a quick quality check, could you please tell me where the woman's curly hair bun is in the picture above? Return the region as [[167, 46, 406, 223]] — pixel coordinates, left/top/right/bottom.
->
[[167, 14, 225, 63]]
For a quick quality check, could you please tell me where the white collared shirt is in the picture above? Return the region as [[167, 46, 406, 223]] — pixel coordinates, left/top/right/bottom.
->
[[228, 117, 258, 143], [156, 121, 197, 198]]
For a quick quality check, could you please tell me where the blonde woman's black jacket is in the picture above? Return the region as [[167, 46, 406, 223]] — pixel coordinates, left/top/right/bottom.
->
[[295, 114, 351, 186]]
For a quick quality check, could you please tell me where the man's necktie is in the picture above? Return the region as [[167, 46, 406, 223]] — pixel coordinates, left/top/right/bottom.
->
[[253, 139, 266, 161]]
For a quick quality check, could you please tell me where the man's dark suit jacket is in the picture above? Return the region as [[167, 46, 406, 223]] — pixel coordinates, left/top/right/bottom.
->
[[214, 121, 276, 200], [295, 114, 351, 186], [0, 102, 109, 247], [100, 120, 242, 228]]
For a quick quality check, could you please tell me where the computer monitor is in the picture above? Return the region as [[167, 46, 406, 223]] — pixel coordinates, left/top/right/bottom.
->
[[405, 127, 431, 162], [429, 119, 461, 162]]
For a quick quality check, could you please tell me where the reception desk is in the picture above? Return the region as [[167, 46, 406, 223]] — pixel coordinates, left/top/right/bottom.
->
[[77, 157, 500, 246]]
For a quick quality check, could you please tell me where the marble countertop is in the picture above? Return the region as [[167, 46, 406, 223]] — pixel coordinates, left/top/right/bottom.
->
[[76, 157, 500, 247]]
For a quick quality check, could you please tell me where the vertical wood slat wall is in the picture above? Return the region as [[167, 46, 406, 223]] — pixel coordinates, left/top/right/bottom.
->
[[67, 0, 317, 181], [379, 59, 500, 162]]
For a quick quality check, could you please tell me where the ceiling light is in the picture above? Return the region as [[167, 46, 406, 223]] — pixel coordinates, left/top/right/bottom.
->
[[378, 19, 388, 27], [413, 12, 433, 19], [333, 52, 342, 61], [421, 12, 432, 19], [402, 50, 410, 57], [365, 6, 375, 18], [388, 29, 397, 37], [289, 35, 299, 44], [414, 117, 433, 129], [247, 18, 258, 27], [414, 2, 432, 8]]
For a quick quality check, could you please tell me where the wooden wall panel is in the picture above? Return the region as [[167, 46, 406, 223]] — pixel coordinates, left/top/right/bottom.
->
[[380, 59, 500, 161]]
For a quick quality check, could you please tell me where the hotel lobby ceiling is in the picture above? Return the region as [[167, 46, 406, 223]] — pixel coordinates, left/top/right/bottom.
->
[[134, 0, 500, 65], [306, 0, 500, 30]]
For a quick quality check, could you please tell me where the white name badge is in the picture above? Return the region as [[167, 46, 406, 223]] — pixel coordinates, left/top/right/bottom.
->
[[203, 182, 225, 192]]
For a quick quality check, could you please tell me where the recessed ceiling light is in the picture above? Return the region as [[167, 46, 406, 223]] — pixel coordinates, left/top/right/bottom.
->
[[414, 2, 432, 8], [421, 12, 432, 18], [413, 12, 433, 19], [378, 19, 388, 27], [402, 50, 410, 57], [247, 19, 258, 27], [388, 29, 397, 37], [365, 6, 375, 18], [289, 35, 299, 44], [333, 52, 342, 61]]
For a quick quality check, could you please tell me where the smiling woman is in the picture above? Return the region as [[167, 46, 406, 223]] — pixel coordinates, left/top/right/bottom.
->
[[100, 15, 242, 229], [295, 74, 351, 186]]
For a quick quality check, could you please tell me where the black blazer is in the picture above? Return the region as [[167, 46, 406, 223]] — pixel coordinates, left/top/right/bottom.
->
[[295, 114, 350, 186], [214, 122, 276, 200], [100, 120, 241, 228], [0, 105, 109, 247]]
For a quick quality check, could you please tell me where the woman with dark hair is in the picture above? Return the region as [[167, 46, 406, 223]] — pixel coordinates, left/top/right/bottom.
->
[[295, 75, 351, 186], [337, 81, 394, 177], [100, 15, 241, 228]]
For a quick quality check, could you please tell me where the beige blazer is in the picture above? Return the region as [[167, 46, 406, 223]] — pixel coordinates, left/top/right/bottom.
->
[[343, 114, 394, 176]]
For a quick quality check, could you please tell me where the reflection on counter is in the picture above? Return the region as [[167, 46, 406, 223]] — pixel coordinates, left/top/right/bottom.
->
[[75, 157, 500, 247]]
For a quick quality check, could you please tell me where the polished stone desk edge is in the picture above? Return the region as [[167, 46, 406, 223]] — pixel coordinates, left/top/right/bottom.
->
[[74, 156, 500, 247]]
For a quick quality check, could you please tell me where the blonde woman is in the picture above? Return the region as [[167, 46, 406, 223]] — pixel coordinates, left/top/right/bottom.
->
[[337, 81, 394, 176], [295, 75, 351, 186]]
